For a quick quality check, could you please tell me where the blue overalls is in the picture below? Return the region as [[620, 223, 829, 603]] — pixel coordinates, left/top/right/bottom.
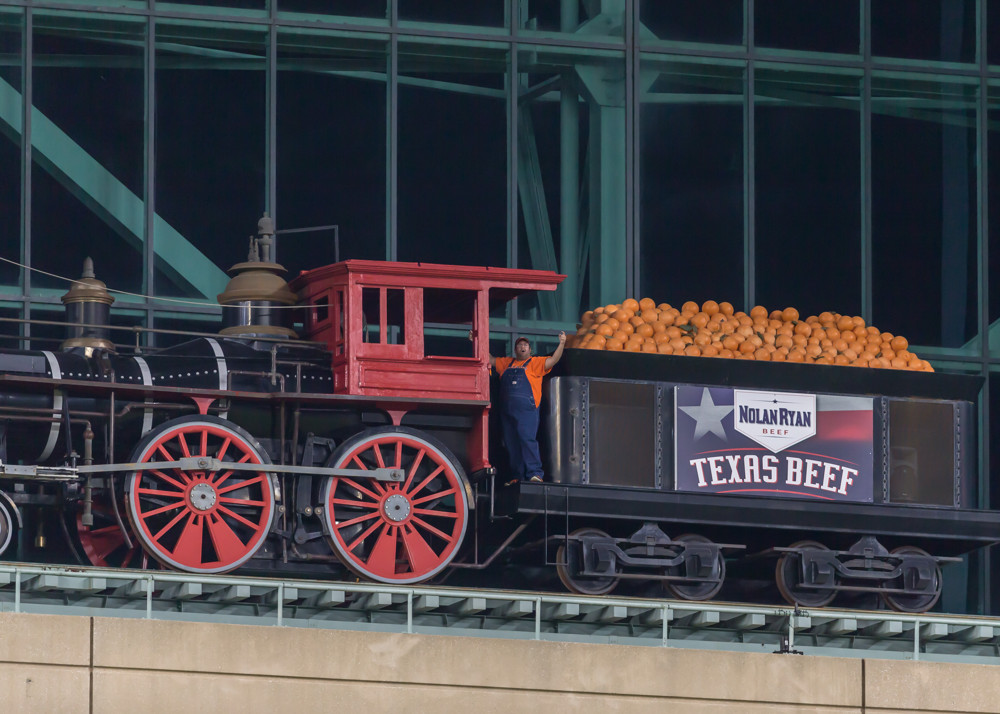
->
[[499, 359, 543, 482]]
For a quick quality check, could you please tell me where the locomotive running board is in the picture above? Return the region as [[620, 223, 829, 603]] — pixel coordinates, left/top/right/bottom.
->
[[0, 460, 405, 483]]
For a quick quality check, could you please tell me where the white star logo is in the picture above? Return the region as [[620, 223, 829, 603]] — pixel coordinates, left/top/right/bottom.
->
[[679, 388, 734, 440]]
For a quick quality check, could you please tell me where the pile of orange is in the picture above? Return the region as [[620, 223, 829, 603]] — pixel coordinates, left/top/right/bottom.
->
[[569, 299, 933, 371]]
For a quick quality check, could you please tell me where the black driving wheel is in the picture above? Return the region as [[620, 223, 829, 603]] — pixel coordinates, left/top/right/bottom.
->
[[556, 527, 620, 596], [776, 540, 837, 608]]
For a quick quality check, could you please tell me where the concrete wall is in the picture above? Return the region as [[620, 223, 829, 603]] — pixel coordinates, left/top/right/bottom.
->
[[1, 612, 998, 713]]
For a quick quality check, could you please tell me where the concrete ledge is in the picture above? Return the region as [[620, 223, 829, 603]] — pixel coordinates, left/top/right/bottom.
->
[[866, 658, 1000, 713]]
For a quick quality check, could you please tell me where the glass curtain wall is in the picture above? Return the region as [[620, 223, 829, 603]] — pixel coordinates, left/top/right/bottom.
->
[[5, 0, 1000, 611]]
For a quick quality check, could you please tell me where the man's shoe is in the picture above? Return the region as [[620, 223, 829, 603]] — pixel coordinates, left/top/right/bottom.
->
[[529, 475, 543, 483]]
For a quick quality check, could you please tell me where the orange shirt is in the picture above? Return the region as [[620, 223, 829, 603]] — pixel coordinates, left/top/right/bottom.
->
[[494, 356, 551, 408]]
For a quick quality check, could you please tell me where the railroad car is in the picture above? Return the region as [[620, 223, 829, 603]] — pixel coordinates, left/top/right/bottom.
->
[[0, 216, 992, 613]]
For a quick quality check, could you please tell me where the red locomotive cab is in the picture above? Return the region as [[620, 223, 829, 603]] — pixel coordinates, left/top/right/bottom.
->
[[290, 260, 564, 471], [291, 260, 564, 400]]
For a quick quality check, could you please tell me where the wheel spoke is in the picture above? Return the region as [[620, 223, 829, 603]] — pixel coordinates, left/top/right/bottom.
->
[[170, 513, 203, 562], [136, 487, 185, 498], [215, 436, 232, 462], [206, 512, 250, 561], [411, 488, 456, 506], [140, 500, 186, 519], [217, 474, 265, 495], [363, 524, 398, 575], [410, 515, 452, 542], [399, 525, 440, 574], [176, 432, 192, 459], [151, 508, 188, 541], [216, 505, 263, 531], [345, 518, 383, 552], [219, 496, 267, 507], [401, 448, 426, 493], [149, 469, 187, 491], [413, 508, 458, 519], [371, 443, 386, 469], [330, 497, 380, 509], [336, 510, 381, 529], [339, 477, 382, 502], [408, 465, 445, 499]]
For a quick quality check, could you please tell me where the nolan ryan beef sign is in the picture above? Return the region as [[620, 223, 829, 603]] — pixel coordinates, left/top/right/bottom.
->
[[674, 386, 874, 502]]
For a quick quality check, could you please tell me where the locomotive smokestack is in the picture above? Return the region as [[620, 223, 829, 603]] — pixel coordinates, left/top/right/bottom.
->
[[60, 257, 115, 353], [217, 213, 298, 339]]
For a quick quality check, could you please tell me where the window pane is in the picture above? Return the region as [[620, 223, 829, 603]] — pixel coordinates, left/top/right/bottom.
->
[[755, 67, 861, 319], [987, 83, 1000, 354], [640, 0, 742, 46], [871, 75, 978, 349], [639, 59, 744, 310], [154, 21, 266, 301], [157, 0, 267, 15], [872, 0, 975, 63], [396, 41, 507, 268], [0, 9, 21, 289], [755, 0, 859, 55], [400, 1, 505, 28], [277, 31, 387, 271], [521, 1, 624, 41], [32, 12, 145, 295], [278, 0, 387, 18], [517, 46, 626, 324], [990, 0, 1000, 65]]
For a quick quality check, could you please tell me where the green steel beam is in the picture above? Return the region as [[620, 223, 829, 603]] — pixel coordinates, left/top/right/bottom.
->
[[0, 76, 228, 299]]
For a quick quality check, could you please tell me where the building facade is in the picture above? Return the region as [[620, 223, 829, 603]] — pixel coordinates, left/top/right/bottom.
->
[[1, 0, 1000, 611]]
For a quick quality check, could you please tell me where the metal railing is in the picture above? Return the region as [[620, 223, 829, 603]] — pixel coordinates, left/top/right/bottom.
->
[[1, 562, 999, 664]]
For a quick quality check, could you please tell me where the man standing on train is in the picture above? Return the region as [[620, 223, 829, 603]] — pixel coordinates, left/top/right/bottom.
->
[[489, 332, 566, 485]]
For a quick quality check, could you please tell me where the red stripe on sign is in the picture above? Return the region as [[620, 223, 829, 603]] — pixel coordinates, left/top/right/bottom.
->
[[817, 409, 873, 441]]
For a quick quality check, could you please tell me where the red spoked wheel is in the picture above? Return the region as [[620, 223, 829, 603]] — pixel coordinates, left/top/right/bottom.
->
[[125, 416, 276, 574], [76, 499, 151, 569], [322, 427, 469, 584]]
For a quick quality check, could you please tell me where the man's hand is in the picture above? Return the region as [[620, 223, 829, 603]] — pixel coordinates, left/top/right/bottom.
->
[[546, 331, 567, 370]]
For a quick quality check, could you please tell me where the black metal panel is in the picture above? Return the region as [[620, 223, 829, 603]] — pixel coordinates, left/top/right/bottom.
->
[[588, 380, 656, 489], [554, 349, 983, 402], [887, 399, 957, 506], [515, 482, 1000, 556]]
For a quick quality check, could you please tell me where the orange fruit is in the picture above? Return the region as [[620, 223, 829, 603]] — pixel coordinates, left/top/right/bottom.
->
[[657, 342, 673, 354], [613, 309, 632, 322], [837, 315, 854, 332], [749, 305, 768, 320], [605, 337, 624, 351], [630, 316, 645, 328], [589, 334, 607, 348], [623, 298, 640, 312], [718, 301, 735, 316], [702, 300, 720, 316], [641, 309, 659, 322], [684, 344, 701, 356], [890, 335, 908, 352], [681, 301, 699, 314], [636, 323, 654, 338], [690, 312, 710, 329], [638, 297, 655, 311], [781, 307, 799, 322], [701, 344, 720, 357]]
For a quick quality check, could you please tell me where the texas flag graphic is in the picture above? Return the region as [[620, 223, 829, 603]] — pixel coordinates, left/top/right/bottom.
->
[[674, 386, 874, 503]]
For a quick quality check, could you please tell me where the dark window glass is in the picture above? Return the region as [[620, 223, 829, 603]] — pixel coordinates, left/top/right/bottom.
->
[[755, 68, 861, 319], [520, 1, 623, 39], [154, 23, 266, 301], [278, 0, 386, 17], [872, 76, 978, 349], [991, 374, 1000, 511], [988, 89, 1000, 354], [397, 43, 506, 268], [755, 0, 859, 54], [31, 13, 145, 294], [400, 1, 505, 27], [640, 61, 744, 309], [872, 0, 975, 63], [423, 287, 476, 357], [277, 33, 386, 271], [0, 10, 21, 288], [640, 0, 742, 46], [990, 0, 1000, 64]]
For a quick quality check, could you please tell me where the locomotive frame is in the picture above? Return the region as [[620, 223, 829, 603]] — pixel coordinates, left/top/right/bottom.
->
[[0, 228, 994, 614]]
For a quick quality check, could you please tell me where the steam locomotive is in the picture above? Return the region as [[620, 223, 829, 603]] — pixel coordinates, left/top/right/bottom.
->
[[0, 216, 993, 614]]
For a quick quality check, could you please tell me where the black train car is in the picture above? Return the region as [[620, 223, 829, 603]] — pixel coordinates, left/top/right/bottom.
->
[[489, 349, 993, 612]]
